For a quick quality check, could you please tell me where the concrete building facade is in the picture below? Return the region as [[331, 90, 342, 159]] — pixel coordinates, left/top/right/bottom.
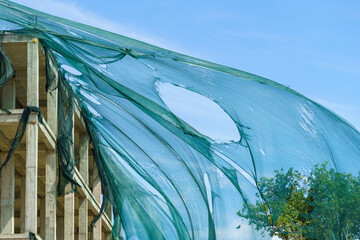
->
[[0, 34, 113, 240]]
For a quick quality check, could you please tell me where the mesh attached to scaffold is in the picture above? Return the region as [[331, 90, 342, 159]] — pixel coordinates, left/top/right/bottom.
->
[[1, 1, 360, 239]]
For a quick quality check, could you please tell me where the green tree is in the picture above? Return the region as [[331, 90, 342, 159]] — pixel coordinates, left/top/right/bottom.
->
[[238, 163, 360, 240]]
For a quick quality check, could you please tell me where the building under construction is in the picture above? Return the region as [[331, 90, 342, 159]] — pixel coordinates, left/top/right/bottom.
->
[[0, 33, 113, 239], [1, 1, 360, 240]]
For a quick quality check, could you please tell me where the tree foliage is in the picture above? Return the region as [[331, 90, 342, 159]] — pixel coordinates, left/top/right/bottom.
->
[[238, 162, 360, 240]]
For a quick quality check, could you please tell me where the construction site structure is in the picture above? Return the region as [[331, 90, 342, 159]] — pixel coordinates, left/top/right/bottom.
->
[[0, 34, 113, 239]]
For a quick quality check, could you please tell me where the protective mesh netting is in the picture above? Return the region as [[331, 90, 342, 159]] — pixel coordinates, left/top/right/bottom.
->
[[1, 1, 360, 239]]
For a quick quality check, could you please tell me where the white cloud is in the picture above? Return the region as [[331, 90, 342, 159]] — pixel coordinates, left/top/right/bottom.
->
[[11, 0, 184, 52]]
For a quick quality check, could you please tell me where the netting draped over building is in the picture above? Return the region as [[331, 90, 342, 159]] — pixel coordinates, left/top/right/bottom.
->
[[1, 1, 360, 239]]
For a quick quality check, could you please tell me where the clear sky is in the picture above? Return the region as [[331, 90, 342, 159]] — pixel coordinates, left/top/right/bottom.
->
[[13, 0, 360, 130]]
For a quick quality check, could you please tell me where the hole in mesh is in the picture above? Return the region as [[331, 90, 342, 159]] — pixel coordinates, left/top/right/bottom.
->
[[61, 64, 82, 76], [157, 82, 240, 143]]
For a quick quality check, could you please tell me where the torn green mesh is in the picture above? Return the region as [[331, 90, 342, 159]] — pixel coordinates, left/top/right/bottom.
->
[[1, 1, 360, 239], [0, 106, 43, 176], [0, 34, 13, 88]]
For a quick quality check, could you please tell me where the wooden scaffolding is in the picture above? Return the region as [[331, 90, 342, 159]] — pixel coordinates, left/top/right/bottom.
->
[[0, 34, 113, 239]]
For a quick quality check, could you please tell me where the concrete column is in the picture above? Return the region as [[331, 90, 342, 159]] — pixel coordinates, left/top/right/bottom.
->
[[25, 38, 39, 233], [64, 193, 74, 240], [20, 177, 25, 233], [64, 114, 75, 240], [93, 165, 102, 240], [45, 51, 58, 240], [0, 72, 16, 234], [47, 69, 58, 134], [27, 39, 39, 107], [78, 133, 89, 240], [45, 151, 57, 240], [0, 152, 15, 234]]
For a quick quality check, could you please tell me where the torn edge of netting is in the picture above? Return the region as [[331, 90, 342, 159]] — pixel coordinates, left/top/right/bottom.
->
[[41, 39, 58, 93], [86, 119, 121, 239], [40, 39, 81, 195], [42, 34, 124, 228], [41, 36, 121, 237], [0, 106, 44, 176], [58, 67, 121, 238], [55, 60, 82, 195]]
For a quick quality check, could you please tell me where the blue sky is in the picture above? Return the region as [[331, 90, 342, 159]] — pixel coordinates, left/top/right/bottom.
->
[[13, 0, 360, 130]]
